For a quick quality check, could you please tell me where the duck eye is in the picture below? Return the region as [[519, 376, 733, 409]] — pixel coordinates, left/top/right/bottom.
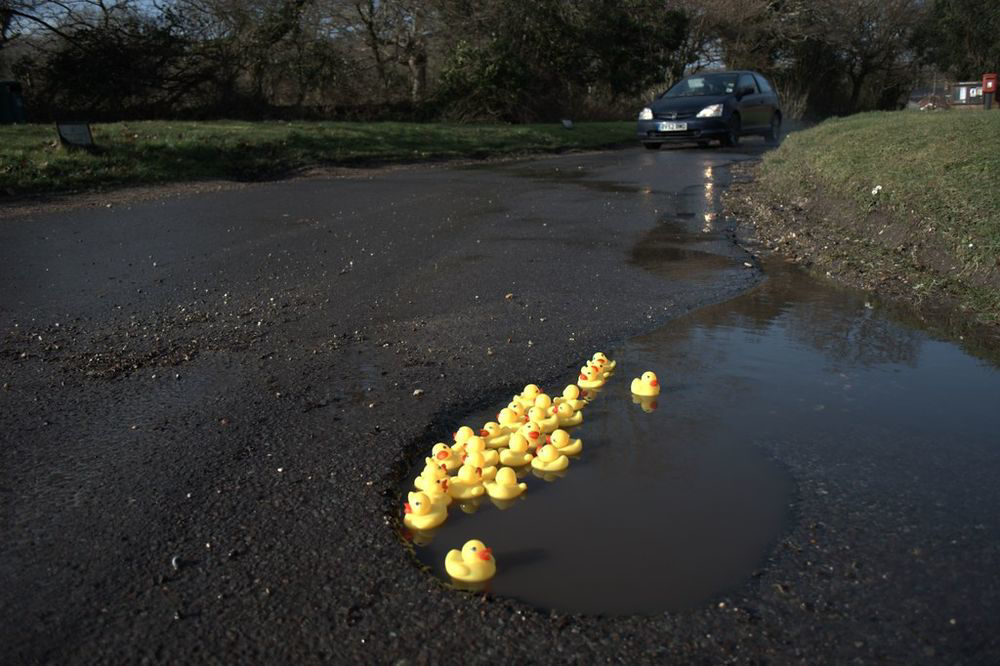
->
[[470, 546, 477, 551]]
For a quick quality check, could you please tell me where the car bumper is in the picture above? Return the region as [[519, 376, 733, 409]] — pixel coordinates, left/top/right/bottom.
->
[[636, 117, 728, 143]]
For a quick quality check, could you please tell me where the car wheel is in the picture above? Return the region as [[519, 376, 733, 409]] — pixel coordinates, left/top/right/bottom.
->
[[644, 143, 662, 150], [765, 114, 782, 144], [722, 114, 740, 147]]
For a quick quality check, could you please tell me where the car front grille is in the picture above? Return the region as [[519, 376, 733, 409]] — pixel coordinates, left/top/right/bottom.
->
[[654, 110, 696, 120]]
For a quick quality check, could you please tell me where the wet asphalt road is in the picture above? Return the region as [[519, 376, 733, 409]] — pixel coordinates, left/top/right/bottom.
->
[[2, 143, 996, 663]]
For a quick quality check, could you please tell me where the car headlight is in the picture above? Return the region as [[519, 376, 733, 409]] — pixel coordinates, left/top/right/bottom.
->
[[638, 107, 653, 120], [696, 104, 723, 118]]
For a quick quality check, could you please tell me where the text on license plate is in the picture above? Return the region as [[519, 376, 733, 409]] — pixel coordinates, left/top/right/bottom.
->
[[657, 122, 687, 131]]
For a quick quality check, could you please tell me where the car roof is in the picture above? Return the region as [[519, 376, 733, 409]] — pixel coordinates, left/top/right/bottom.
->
[[686, 70, 758, 76]]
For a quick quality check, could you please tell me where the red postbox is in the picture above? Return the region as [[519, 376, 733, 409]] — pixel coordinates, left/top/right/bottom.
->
[[984, 73, 997, 110]]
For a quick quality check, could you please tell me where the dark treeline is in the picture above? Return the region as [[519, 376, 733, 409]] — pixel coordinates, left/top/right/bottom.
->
[[0, 0, 997, 122]]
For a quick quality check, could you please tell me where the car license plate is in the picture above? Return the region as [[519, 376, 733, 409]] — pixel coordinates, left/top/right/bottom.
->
[[657, 121, 687, 131]]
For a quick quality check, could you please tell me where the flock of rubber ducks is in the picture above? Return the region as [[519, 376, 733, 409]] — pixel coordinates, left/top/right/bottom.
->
[[403, 352, 662, 583]]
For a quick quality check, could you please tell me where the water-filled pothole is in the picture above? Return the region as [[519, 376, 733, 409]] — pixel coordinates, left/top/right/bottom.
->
[[401, 262, 1000, 615], [403, 383, 791, 614]]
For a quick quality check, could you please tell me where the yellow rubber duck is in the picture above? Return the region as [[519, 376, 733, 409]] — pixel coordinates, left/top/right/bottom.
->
[[479, 422, 510, 449], [497, 407, 525, 432], [546, 429, 582, 456], [551, 402, 583, 428], [631, 394, 659, 413], [462, 451, 497, 482], [445, 539, 496, 582], [448, 463, 486, 499], [485, 466, 527, 500], [528, 406, 559, 433], [403, 491, 448, 530], [452, 425, 476, 453], [518, 421, 543, 450], [422, 476, 453, 506], [505, 401, 527, 420], [577, 365, 606, 390], [592, 352, 616, 373], [532, 393, 553, 414], [414, 461, 448, 491], [584, 361, 611, 380], [553, 384, 585, 411], [462, 436, 499, 467], [428, 442, 462, 472], [531, 444, 569, 472], [514, 384, 541, 409], [499, 432, 535, 466], [631, 371, 661, 397]]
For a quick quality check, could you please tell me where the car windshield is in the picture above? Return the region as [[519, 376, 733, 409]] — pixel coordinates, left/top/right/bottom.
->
[[663, 74, 739, 98]]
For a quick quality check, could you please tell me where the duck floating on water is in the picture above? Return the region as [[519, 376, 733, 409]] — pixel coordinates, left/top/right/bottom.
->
[[497, 407, 525, 431], [630, 371, 660, 397], [577, 364, 605, 390], [591, 352, 616, 373], [485, 467, 527, 500], [547, 428, 582, 456], [462, 436, 499, 467], [551, 401, 583, 428], [499, 432, 535, 466], [480, 422, 510, 449], [553, 384, 585, 411], [527, 405, 559, 433], [422, 476, 453, 506], [414, 461, 448, 491], [462, 450, 497, 482], [513, 384, 541, 410], [531, 444, 569, 472], [448, 464, 486, 500], [403, 491, 447, 530], [445, 539, 496, 582], [428, 443, 462, 472], [518, 421, 543, 450]]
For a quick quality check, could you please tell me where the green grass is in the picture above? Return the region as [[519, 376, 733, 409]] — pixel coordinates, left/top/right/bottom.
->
[[757, 110, 1000, 323], [0, 120, 634, 197]]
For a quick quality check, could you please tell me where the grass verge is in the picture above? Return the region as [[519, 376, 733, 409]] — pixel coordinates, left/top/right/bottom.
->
[[0, 120, 634, 198], [726, 110, 1000, 328]]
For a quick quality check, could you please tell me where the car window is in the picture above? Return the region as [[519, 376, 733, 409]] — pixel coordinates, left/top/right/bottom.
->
[[753, 74, 773, 93], [663, 73, 738, 98], [738, 74, 758, 94]]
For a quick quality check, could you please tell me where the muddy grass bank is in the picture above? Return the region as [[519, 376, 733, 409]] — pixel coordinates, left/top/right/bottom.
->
[[724, 111, 1000, 346]]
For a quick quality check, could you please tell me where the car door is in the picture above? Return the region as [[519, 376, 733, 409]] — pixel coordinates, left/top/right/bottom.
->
[[736, 73, 766, 130], [753, 73, 780, 122]]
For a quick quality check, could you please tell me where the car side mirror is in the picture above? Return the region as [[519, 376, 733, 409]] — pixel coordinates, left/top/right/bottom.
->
[[737, 86, 754, 98]]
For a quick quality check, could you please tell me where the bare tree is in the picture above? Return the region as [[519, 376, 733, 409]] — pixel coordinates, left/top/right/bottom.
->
[[812, 0, 925, 111]]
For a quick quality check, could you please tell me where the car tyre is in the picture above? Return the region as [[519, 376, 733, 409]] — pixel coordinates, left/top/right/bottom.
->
[[643, 143, 662, 150], [722, 114, 740, 147], [765, 114, 782, 145]]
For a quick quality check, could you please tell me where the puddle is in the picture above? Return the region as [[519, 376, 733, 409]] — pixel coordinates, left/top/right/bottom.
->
[[402, 263, 1000, 615], [628, 219, 743, 284]]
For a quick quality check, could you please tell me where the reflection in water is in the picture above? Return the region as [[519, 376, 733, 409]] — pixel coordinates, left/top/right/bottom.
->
[[403, 262, 1000, 615], [631, 394, 659, 413]]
